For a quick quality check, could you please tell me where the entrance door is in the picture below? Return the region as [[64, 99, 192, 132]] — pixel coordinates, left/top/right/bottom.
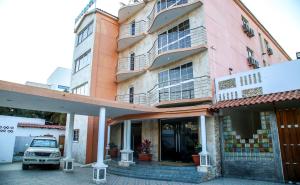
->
[[160, 118, 198, 162], [276, 109, 300, 183], [58, 135, 65, 156], [131, 122, 142, 158]]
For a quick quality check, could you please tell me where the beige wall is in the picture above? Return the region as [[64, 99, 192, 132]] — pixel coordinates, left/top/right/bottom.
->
[[141, 119, 159, 161]]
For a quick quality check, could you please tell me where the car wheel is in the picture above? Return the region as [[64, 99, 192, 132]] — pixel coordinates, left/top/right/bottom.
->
[[22, 164, 29, 170], [53, 164, 60, 170]]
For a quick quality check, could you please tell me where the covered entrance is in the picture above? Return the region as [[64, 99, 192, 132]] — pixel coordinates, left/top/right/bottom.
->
[[276, 108, 300, 183], [160, 117, 198, 162]]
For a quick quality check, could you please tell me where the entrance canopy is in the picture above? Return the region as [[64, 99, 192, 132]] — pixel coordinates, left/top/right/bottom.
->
[[0, 80, 157, 118]]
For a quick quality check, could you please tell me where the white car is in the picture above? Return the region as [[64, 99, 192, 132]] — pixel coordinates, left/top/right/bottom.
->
[[22, 136, 61, 170]]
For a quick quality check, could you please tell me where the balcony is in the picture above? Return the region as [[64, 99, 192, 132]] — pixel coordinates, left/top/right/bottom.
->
[[116, 76, 212, 107], [117, 55, 148, 82], [147, 0, 202, 33], [148, 26, 207, 70], [116, 93, 147, 105], [118, 0, 146, 23], [118, 20, 147, 51]]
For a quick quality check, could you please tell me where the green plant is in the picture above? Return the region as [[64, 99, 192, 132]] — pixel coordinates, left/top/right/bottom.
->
[[194, 144, 202, 153]]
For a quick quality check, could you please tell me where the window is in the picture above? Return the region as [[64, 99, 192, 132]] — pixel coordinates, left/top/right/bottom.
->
[[156, 0, 187, 13], [129, 87, 134, 104], [247, 47, 254, 58], [72, 82, 89, 96], [131, 20, 136, 36], [130, 53, 135, 71], [76, 21, 93, 46], [264, 39, 269, 49], [158, 62, 194, 102], [158, 20, 190, 54], [73, 129, 79, 142], [74, 50, 91, 73]]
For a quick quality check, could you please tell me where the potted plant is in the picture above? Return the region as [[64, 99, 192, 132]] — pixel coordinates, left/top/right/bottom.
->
[[109, 143, 118, 158], [192, 144, 202, 166], [138, 139, 152, 161]]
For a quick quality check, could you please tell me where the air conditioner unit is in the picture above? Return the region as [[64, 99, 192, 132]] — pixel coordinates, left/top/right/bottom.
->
[[247, 28, 255, 37], [247, 57, 255, 66], [267, 48, 273, 55]]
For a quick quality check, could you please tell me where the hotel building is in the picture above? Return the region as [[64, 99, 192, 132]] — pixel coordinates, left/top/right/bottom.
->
[[67, 0, 295, 183]]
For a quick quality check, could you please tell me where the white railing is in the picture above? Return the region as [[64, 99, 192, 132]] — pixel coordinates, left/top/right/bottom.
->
[[116, 76, 211, 106], [148, 26, 207, 66], [117, 54, 148, 73], [119, 20, 147, 40]]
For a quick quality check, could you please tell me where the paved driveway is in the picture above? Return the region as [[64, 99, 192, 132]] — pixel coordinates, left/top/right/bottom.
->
[[0, 163, 284, 185]]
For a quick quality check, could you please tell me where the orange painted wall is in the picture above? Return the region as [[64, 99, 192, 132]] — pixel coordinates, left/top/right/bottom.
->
[[86, 12, 119, 164]]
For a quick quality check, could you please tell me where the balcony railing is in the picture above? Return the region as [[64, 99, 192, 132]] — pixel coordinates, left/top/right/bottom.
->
[[116, 76, 211, 106], [116, 93, 147, 105], [148, 26, 207, 68], [148, 0, 190, 28], [119, 20, 147, 40], [117, 54, 148, 73]]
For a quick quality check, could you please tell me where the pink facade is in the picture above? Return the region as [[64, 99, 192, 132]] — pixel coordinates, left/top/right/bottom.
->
[[203, 0, 291, 79]]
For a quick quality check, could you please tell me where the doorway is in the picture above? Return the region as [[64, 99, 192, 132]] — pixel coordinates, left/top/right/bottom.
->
[[276, 109, 300, 183], [131, 122, 142, 158], [160, 118, 198, 162]]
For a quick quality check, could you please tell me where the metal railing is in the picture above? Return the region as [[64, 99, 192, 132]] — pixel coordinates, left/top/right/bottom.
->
[[148, 0, 195, 28], [116, 76, 211, 106], [119, 20, 147, 40], [117, 54, 148, 73], [116, 93, 147, 105], [148, 26, 207, 66]]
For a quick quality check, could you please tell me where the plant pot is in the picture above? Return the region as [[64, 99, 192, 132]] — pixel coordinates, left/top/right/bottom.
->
[[192, 154, 200, 166], [138, 153, 152, 161], [109, 148, 119, 158]]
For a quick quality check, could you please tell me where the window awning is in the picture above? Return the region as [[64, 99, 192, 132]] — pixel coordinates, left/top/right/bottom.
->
[[210, 89, 300, 111]]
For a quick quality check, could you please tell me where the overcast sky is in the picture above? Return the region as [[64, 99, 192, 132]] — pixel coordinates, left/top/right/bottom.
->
[[0, 0, 299, 84]]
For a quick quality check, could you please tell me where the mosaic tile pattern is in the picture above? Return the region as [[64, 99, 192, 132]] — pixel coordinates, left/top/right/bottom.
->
[[242, 87, 263, 98], [222, 112, 273, 160], [218, 78, 236, 90]]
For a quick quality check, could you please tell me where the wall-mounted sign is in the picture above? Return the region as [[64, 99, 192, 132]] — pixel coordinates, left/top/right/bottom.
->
[[75, 0, 96, 24], [0, 125, 14, 134]]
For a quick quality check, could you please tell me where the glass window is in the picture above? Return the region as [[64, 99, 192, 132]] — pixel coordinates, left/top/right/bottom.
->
[[158, 70, 169, 88], [130, 53, 135, 71], [74, 50, 91, 73], [129, 87, 134, 104], [181, 62, 193, 81], [158, 32, 168, 54], [131, 20, 136, 36], [247, 48, 253, 58], [76, 21, 93, 46], [170, 85, 181, 100], [168, 27, 178, 50], [159, 88, 169, 102], [169, 67, 180, 85], [72, 82, 88, 96]]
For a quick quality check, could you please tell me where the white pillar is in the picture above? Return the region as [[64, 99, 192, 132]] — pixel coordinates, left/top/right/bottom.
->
[[198, 115, 211, 173], [106, 125, 111, 159], [119, 120, 134, 167], [200, 115, 207, 155], [92, 107, 108, 184], [63, 113, 75, 172]]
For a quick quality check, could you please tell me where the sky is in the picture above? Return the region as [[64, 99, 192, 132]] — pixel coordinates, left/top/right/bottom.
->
[[0, 0, 299, 84]]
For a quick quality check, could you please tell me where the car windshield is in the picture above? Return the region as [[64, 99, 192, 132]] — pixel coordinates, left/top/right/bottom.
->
[[30, 139, 57, 148]]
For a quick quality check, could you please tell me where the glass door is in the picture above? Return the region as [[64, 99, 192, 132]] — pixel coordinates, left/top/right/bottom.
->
[[160, 118, 198, 162]]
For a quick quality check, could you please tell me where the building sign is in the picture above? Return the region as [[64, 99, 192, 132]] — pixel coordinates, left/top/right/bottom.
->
[[75, 0, 96, 24], [0, 125, 14, 134]]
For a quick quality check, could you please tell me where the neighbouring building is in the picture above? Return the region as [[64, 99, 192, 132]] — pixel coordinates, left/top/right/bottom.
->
[[211, 60, 300, 183], [67, 0, 294, 183], [0, 115, 65, 163], [26, 67, 71, 92]]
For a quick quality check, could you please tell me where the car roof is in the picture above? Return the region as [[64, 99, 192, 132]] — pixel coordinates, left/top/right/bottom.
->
[[33, 136, 56, 140]]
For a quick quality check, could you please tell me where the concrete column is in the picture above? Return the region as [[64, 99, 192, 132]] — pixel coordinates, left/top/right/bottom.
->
[[92, 107, 108, 184], [106, 125, 111, 159], [119, 120, 134, 167], [197, 115, 211, 173], [63, 113, 75, 172]]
